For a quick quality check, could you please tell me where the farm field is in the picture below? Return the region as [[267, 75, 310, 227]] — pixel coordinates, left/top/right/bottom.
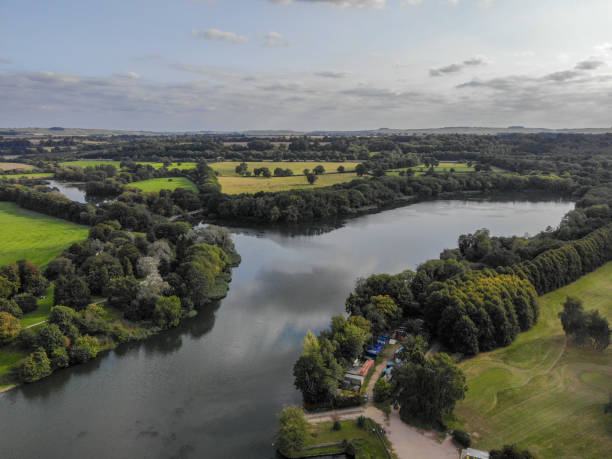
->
[[387, 162, 475, 176], [129, 177, 198, 192], [209, 161, 359, 177], [0, 172, 53, 179], [0, 162, 33, 171], [453, 262, 612, 458], [0, 202, 89, 267], [218, 172, 362, 194], [59, 160, 197, 170]]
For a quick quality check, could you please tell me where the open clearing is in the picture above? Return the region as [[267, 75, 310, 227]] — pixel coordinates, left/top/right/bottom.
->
[[209, 161, 360, 177], [129, 177, 198, 192], [218, 172, 362, 194], [59, 160, 197, 170], [0, 202, 89, 267], [453, 262, 612, 459], [0, 163, 33, 171]]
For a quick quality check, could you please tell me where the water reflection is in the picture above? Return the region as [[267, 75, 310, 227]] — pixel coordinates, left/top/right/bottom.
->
[[0, 199, 574, 459]]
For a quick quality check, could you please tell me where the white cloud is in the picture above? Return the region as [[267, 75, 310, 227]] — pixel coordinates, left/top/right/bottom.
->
[[114, 72, 141, 79], [262, 32, 293, 47], [270, 0, 386, 9], [430, 56, 487, 76], [191, 28, 248, 44]]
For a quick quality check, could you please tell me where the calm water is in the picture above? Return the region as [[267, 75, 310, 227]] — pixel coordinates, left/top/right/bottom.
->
[[0, 199, 574, 459], [46, 180, 89, 204]]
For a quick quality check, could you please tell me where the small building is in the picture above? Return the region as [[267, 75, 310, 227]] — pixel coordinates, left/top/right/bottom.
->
[[344, 372, 364, 389], [461, 448, 490, 459]]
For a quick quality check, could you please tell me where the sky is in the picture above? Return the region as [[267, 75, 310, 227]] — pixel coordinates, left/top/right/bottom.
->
[[1, 0, 612, 131]]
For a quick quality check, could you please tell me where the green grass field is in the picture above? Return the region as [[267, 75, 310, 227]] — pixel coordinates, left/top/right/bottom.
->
[[59, 160, 197, 170], [292, 419, 394, 458], [128, 177, 198, 193], [0, 202, 89, 267], [453, 262, 612, 458], [218, 172, 363, 194], [0, 347, 26, 387], [387, 162, 475, 176], [20, 285, 54, 328], [209, 161, 360, 177], [0, 163, 33, 171]]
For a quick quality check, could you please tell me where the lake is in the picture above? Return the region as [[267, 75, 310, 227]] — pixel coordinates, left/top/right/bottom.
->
[[0, 199, 574, 459]]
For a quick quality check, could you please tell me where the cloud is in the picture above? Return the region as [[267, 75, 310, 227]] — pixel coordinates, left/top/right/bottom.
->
[[114, 72, 141, 79], [314, 70, 348, 78], [262, 32, 293, 47], [0, 58, 12, 64], [270, 0, 386, 9], [191, 28, 248, 44], [575, 60, 605, 70], [543, 70, 581, 81], [430, 57, 487, 76]]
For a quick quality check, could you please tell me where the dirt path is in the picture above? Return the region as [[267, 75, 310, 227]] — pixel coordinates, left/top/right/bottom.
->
[[24, 320, 47, 329]]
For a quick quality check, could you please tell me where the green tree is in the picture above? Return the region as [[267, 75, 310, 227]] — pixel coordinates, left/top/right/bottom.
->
[[153, 296, 182, 329], [54, 275, 91, 310], [313, 165, 325, 175], [355, 164, 367, 176], [489, 444, 535, 459], [373, 377, 393, 403], [37, 323, 67, 353], [19, 347, 52, 383], [69, 335, 99, 364], [276, 405, 309, 456], [50, 346, 70, 369], [17, 260, 48, 296], [394, 353, 467, 426], [306, 173, 318, 185], [337, 165, 345, 173], [0, 311, 20, 344]]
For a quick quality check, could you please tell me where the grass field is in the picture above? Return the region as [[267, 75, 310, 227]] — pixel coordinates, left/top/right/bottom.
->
[[0, 347, 26, 387], [292, 419, 393, 458], [0, 163, 33, 171], [0, 202, 89, 267], [453, 262, 612, 458], [59, 160, 197, 170], [20, 285, 54, 328], [209, 161, 360, 177], [0, 172, 53, 179], [129, 177, 198, 192], [218, 172, 363, 194], [387, 162, 476, 176]]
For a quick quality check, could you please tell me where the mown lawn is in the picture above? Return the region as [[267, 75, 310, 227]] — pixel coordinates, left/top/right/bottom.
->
[[453, 262, 612, 459], [129, 177, 198, 193], [20, 285, 54, 328], [0, 202, 89, 267], [209, 161, 360, 177], [219, 172, 363, 194], [292, 419, 394, 458]]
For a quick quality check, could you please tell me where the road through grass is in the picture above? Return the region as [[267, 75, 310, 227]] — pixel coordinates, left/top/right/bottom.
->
[[453, 262, 612, 458]]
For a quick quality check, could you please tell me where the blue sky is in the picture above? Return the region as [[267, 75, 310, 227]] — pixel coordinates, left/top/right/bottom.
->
[[1, 0, 612, 130]]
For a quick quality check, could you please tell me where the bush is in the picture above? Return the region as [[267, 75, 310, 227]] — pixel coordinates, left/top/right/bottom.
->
[[50, 346, 69, 369], [18, 347, 52, 383], [0, 311, 20, 344], [0, 298, 22, 318], [276, 406, 308, 456], [373, 377, 392, 403], [490, 444, 535, 459], [357, 415, 367, 429], [333, 420, 342, 431], [452, 429, 471, 448], [153, 296, 182, 329], [69, 335, 99, 364]]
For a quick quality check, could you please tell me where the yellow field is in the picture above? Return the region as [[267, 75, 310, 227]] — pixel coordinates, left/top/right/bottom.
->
[[209, 161, 359, 177], [0, 162, 33, 171], [218, 173, 363, 194]]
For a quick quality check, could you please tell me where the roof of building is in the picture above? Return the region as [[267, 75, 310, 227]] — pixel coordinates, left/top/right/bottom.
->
[[465, 448, 490, 459]]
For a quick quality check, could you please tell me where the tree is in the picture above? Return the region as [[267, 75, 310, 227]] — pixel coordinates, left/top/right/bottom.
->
[[276, 406, 309, 456], [37, 323, 67, 353], [313, 165, 325, 175], [489, 445, 535, 459], [14, 293, 37, 314], [559, 296, 610, 350], [306, 173, 318, 185], [54, 275, 91, 310], [394, 353, 467, 426], [374, 377, 392, 403], [69, 335, 99, 364], [0, 311, 20, 344], [17, 260, 48, 296], [19, 347, 52, 383], [355, 164, 367, 176], [153, 296, 182, 329], [337, 165, 345, 173], [330, 315, 371, 363], [234, 162, 248, 176]]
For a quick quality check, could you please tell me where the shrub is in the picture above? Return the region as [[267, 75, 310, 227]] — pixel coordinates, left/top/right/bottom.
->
[[453, 429, 471, 448], [50, 346, 69, 369], [373, 377, 392, 403], [18, 347, 52, 383], [0, 298, 22, 318], [357, 415, 367, 429], [69, 335, 99, 364], [333, 420, 342, 431], [276, 406, 308, 456], [0, 311, 20, 344]]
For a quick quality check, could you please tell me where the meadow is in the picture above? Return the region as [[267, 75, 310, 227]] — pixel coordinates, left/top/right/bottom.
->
[[128, 177, 198, 192], [0, 163, 33, 171], [209, 161, 360, 177], [0, 172, 53, 179], [453, 262, 612, 458], [218, 172, 362, 194], [59, 160, 197, 170], [387, 162, 475, 176], [0, 202, 89, 267]]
